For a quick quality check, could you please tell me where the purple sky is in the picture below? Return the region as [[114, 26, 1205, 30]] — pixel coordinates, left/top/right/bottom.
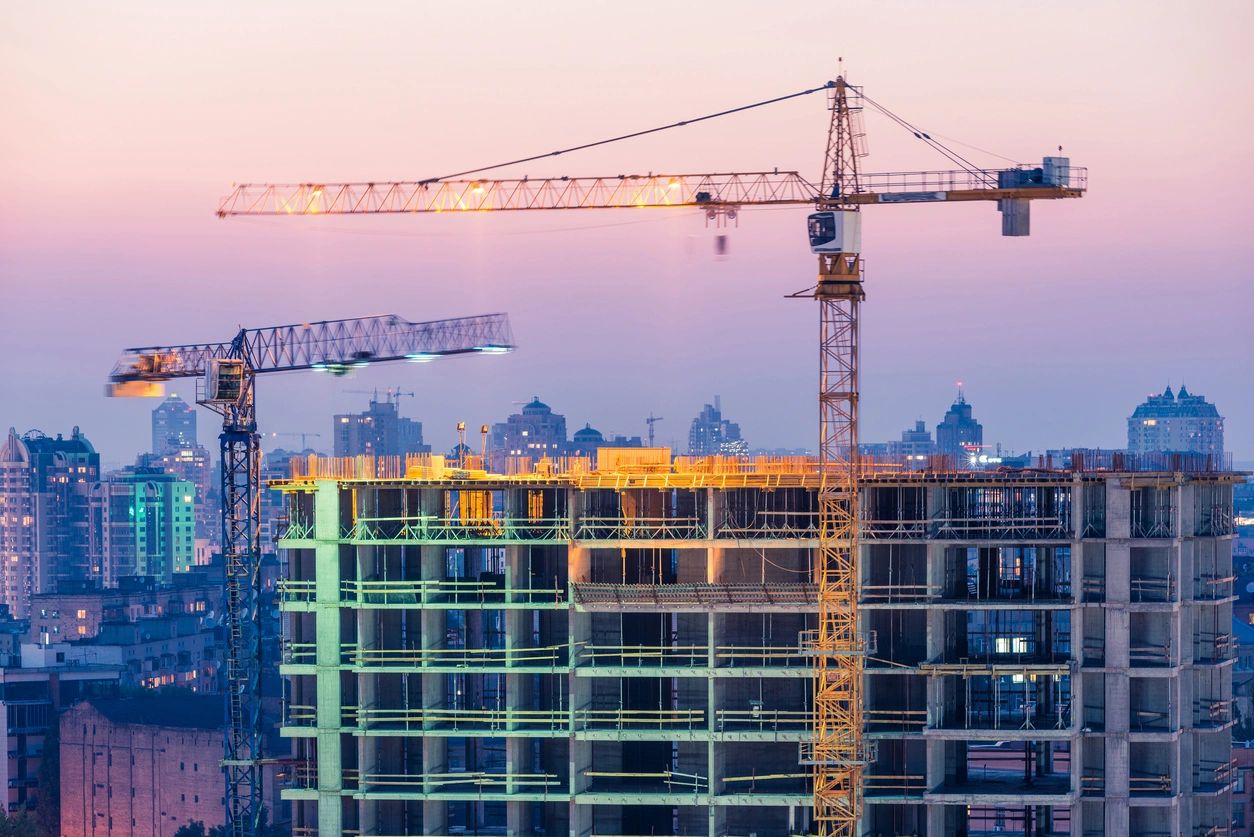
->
[[2, 2, 1252, 464]]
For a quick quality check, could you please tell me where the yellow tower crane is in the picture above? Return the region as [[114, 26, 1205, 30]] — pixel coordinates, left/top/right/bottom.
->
[[218, 75, 1086, 836]]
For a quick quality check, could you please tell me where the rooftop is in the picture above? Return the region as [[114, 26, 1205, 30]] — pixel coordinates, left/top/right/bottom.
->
[[81, 691, 222, 731]]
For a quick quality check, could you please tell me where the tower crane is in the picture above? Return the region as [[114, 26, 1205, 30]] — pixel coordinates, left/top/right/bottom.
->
[[646, 413, 664, 448], [266, 431, 322, 450], [105, 312, 513, 837], [218, 77, 1085, 836]]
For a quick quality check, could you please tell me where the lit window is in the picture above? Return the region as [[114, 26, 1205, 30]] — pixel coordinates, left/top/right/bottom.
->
[[77, 609, 87, 619]]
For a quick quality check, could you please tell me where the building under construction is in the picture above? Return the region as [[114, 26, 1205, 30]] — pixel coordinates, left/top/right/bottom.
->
[[274, 448, 1237, 837]]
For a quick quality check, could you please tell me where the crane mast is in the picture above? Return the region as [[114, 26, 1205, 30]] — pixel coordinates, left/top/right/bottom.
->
[[107, 313, 513, 837], [809, 75, 867, 837]]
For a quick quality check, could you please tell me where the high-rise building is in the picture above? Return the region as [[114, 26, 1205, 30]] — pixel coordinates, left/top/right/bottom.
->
[[150, 393, 197, 455], [687, 396, 746, 456], [87, 468, 196, 586], [137, 442, 216, 545], [489, 396, 568, 469], [1128, 385, 1225, 456], [273, 451, 1236, 836], [333, 392, 429, 458], [0, 427, 99, 617], [935, 388, 983, 459]]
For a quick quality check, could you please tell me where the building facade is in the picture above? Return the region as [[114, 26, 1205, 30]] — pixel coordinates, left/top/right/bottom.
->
[[88, 469, 196, 585], [1128, 385, 1225, 456], [137, 443, 216, 547], [273, 452, 1238, 835], [0, 427, 100, 617], [29, 572, 223, 643], [151, 393, 197, 455], [60, 694, 225, 836], [334, 393, 429, 459], [0, 658, 120, 815]]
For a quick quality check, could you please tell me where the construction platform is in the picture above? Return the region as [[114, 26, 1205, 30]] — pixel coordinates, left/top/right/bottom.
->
[[272, 448, 1238, 837]]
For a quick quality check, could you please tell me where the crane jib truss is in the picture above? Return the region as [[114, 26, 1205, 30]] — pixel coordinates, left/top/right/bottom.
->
[[106, 312, 514, 837], [216, 75, 1084, 837]]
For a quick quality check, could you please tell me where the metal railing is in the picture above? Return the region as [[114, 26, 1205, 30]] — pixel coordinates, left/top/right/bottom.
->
[[571, 582, 816, 609], [575, 516, 706, 540], [573, 706, 705, 731], [715, 708, 812, 732], [346, 514, 571, 542], [347, 704, 567, 732], [578, 644, 708, 667], [582, 768, 707, 794], [343, 643, 568, 668]]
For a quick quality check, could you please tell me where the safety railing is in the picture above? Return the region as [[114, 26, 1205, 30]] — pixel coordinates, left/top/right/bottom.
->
[[571, 582, 816, 609], [1195, 698, 1234, 728], [342, 643, 567, 668], [346, 705, 568, 732], [577, 644, 708, 667], [1129, 642, 1176, 668], [345, 515, 571, 543], [575, 516, 706, 541], [281, 641, 317, 665], [799, 628, 877, 656], [582, 768, 707, 794], [339, 578, 567, 606], [1195, 633, 1236, 665], [283, 702, 317, 727], [714, 511, 818, 539], [276, 517, 315, 541], [358, 770, 564, 793], [932, 515, 1070, 541], [1080, 577, 1106, 603], [720, 770, 808, 793], [1080, 774, 1104, 796], [573, 706, 705, 732], [865, 708, 928, 732], [714, 644, 810, 668], [861, 583, 939, 604], [278, 579, 316, 604], [715, 708, 812, 733], [1130, 575, 1176, 603], [862, 773, 926, 796], [1129, 772, 1174, 795], [861, 519, 929, 540], [1194, 574, 1236, 602]]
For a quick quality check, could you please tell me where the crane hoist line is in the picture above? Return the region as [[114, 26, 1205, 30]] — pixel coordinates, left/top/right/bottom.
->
[[217, 75, 1087, 837], [104, 313, 514, 837]]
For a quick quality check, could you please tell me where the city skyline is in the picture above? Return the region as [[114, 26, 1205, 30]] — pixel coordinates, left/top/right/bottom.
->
[[2, 3, 1252, 462]]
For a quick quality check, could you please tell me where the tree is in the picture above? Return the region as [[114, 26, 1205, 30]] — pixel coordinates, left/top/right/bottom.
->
[[0, 812, 38, 837], [33, 721, 58, 837]]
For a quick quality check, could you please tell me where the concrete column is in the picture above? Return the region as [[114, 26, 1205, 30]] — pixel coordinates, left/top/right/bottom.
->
[[312, 480, 344, 835]]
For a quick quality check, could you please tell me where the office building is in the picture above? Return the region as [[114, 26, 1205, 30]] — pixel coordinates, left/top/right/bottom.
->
[[272, 449, 1237, 835], [88, 468, 196, 585], [687, 397, 747, 456], [151, 393, 198, 455], [0, 427, 100, 617], [935, 389, 983, 459], [334, 392, 429, 458], [1128, 385, 1225, 456]]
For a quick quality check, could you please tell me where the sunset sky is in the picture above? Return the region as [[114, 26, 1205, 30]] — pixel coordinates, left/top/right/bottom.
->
[[2, 2, 1252, 463]]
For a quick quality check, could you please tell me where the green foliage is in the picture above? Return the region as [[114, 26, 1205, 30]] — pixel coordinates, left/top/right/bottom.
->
[[0, 811, 39, 837], [33, 721, 59, 837]]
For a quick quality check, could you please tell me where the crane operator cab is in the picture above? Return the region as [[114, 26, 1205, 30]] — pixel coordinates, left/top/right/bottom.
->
[[808, 209, 861, 255]]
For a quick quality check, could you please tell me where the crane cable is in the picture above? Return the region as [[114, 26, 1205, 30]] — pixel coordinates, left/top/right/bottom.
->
[[858, 91, 1001, 185], [417, 83, 836, 184]]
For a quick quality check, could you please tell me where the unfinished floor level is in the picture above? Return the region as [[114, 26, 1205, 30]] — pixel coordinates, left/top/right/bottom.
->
[[274, 451, 1237, 836]]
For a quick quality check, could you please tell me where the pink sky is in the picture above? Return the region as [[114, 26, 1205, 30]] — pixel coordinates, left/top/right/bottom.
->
[[2, 2, 1252, 461]]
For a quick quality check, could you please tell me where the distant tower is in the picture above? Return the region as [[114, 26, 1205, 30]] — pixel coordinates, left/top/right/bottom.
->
[[1127, 385, 1224, 455], [936, 386, 983, 459], [151, 394, 197, 455], [333, 392, 429, 458], [489, 396, 569, 469], [687, 397, 747, 456]]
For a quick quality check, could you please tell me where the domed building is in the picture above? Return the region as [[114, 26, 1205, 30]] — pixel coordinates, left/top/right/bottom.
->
[[489, 396, 569, 469]]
